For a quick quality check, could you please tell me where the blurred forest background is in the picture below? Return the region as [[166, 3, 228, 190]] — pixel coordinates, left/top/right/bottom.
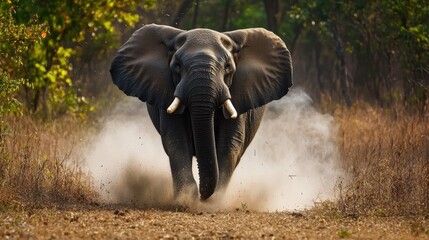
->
[[1, 0, 428, 118], [0, 0, 428, 215]]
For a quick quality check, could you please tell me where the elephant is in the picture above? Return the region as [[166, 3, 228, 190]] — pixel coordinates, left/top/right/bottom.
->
[[110, 24, 292, 201]]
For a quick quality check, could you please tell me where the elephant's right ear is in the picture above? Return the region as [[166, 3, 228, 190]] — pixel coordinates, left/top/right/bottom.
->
[[110, 24, 183, 110]]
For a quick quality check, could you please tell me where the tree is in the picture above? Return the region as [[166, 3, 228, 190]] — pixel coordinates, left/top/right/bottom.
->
[[272, 0, 428, 110], [5, 0, 141, 118], [171, 0, 194, 27], [0, 3, 43, 116], [263, 0, 279, 33]]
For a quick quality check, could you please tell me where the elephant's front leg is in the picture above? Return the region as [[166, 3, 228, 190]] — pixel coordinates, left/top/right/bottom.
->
[[215, 114, 245, 192], [148, 105, 197, 200], [215, 106, 265, 192]]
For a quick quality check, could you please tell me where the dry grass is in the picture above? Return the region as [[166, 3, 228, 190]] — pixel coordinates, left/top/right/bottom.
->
[[0, 116, 97, 209], [1, 103, 428, 239], [334, 103, 429, 216], [1, 102, 428, 217]]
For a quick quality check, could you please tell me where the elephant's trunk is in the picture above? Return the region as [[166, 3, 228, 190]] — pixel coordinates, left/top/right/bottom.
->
[[189, 92, 219, 200]]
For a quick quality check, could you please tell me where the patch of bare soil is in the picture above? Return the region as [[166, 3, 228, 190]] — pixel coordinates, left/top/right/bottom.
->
[[1, 206, 428, 239]]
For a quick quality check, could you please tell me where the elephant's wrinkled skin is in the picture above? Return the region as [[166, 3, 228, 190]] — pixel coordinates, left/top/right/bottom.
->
[[110, 24, 292, 200]]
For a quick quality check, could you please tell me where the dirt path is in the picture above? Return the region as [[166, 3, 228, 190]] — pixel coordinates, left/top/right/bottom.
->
[[1, 207, 428, 239]]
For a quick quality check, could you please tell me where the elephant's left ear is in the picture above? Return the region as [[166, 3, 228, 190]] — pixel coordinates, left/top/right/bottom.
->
[[224, 28, 293, 114], [110, 24, 183, 110]]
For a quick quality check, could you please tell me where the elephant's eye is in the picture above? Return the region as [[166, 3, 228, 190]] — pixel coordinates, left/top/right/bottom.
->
[[225, 63, 232, 73], [174, 62, 181, 74]]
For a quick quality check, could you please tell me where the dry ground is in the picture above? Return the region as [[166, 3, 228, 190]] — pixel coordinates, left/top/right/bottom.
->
[[1, 104, 428, 239], [1, 205, 428, 239]]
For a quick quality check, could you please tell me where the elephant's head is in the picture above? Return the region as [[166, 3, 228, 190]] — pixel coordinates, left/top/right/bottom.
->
[[110, 24, 292, 199]]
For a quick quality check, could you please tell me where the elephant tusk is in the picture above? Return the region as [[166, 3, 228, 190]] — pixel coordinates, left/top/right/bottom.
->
[[224, 99, 238, 119], [167, 97, 181, 114]]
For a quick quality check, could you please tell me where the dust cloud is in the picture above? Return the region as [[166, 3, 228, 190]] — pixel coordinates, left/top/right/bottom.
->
[[83, 88, 344, 211]]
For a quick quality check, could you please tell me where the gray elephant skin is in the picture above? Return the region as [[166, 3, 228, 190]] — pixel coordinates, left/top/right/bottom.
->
[[110, 24, 293, 200]]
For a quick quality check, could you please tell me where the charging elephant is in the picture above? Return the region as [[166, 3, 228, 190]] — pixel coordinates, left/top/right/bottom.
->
[[110, 24, 292, 200]]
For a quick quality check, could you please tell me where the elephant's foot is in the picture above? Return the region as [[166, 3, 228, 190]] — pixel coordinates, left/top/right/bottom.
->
[[173, 184, 199, 206]]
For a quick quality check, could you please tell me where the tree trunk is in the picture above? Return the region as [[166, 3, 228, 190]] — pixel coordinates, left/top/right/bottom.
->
[[314, 34, 323, 92], [192, 0, 199, 28], [330, 23, 353, 107], [289, 24, 302, 55], [263, 0, 279, 33], [171, 0, 193, 28], [221, 0, 231, 31]]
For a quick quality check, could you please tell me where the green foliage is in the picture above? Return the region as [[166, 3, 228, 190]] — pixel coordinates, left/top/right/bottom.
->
[[1, 0, 140, 118], [1, 0, 428, 117], [0, 74, 23, 116], [178, 0, 266, 31], [276, 0, 429, 109], [0, 4, 43, 116], [230, 1, 266, 29]]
